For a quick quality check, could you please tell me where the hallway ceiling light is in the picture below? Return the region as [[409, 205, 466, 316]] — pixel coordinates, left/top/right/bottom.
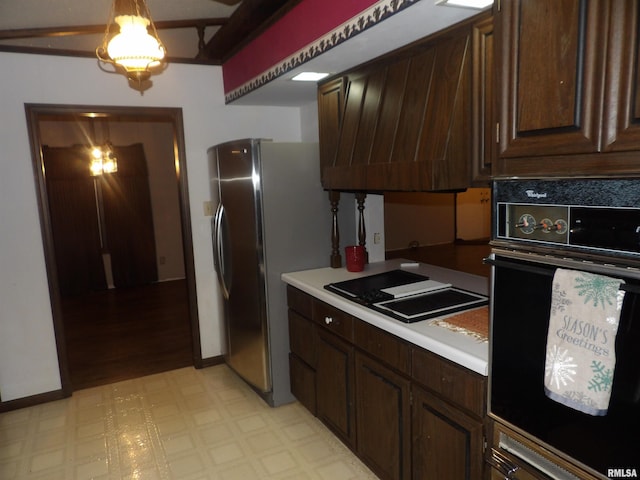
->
[[96, 0, 167, 90], [90, 142, 118, 176]]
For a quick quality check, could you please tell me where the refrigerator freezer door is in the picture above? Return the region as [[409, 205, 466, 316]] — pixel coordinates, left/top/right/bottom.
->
[[215, 142, 270, 393], [209, 138, 346, 406]]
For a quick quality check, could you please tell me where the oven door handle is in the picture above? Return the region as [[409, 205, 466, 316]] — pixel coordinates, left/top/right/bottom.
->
[[484, 255, 640, 294], [488, 449, 521, 479], [484, 256, 554, 278]]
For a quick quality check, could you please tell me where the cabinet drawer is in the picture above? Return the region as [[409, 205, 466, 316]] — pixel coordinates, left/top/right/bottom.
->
[[312, 300, 353, 341], [412, 347, 486, 418], [287, 285, 313, 318], [354, 320, 410, 375], [288, 309, 315, 367]]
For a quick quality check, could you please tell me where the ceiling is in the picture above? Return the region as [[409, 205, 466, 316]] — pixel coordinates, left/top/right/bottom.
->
[[0, 0, 488, 106]]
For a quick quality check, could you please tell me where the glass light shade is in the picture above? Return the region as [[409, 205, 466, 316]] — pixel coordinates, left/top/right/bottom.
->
[[90, 157, 104, 176], [107, 15, 165, 72], [102, 144, 118, 173], [91, 147, 103, 159], [102, 157, 118, 174]]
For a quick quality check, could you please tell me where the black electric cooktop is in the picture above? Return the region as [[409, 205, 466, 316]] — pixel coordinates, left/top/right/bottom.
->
[[324, 269, 488, 323], [325, 269, 428, 302]]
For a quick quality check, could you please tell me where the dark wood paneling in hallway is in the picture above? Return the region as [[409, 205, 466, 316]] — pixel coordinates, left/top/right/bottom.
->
[[61, 279, 193, 391]]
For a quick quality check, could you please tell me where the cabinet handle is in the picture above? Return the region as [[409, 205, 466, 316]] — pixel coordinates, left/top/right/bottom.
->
[[325, 316, 333, 325]]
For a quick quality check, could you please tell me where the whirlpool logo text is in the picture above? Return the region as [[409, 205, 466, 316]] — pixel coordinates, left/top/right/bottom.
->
[[525, 190, 548, 199]]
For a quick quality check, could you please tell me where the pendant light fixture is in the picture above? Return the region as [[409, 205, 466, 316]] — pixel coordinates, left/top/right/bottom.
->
[[96, 0, 167, 88]]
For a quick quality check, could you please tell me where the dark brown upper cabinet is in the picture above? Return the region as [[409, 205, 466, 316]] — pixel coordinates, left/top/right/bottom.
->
[[495, 0, 640, 177], [603, 1, 640, 152], [318, 77, 346, 184], [319, 14, 491, 192], [471, 15, 494, 186]]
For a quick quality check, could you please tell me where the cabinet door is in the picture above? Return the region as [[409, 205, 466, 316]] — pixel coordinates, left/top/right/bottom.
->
[[602, 1, 640, 151], [496, 0, 606, 160], [471, 14, 494, 185], [412, 386, 484, 480], [355, 352, 411, 480], [318, 77, 345, 181], [316, 329, 356, 447]]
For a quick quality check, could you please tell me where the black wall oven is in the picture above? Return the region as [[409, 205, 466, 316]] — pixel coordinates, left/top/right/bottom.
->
[[488, 179, 640, 480]]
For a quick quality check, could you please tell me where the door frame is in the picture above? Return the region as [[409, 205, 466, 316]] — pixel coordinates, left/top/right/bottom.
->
[[25, 103, 202, 395]]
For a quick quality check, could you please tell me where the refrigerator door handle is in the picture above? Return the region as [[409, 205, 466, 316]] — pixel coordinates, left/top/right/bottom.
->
[[213, 203, 231, 299]]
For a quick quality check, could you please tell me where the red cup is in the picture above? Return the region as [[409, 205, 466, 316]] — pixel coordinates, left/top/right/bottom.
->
[[345, 245, 365, 272]]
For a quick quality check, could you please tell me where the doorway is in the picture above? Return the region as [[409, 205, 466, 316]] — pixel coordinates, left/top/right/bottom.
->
[[26, 104, 202, 393]]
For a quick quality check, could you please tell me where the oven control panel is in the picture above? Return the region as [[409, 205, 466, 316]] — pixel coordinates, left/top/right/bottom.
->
[[499, 204, 569, 244], [495, 202, 640, 256], [493, 179, 640, 256]]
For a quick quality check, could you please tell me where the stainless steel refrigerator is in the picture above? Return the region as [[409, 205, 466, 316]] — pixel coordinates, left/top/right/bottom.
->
[[209, 139, 353, 406]]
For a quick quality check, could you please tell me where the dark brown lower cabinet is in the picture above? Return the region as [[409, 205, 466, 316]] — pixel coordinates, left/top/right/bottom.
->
[[355, 352, 411, 480], [316, 329, 356, 448], [287, 286, 487, 480], [412, 386, 484, 480]]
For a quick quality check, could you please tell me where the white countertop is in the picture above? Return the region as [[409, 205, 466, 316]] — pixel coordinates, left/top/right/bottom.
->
[[281, 259, 490, 376]]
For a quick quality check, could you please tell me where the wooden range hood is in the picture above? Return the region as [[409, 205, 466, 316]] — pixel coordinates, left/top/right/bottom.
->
[[319, 14, 485, 192]]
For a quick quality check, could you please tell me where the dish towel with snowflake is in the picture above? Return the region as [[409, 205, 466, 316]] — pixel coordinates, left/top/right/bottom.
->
[[544, 268, 625, 416]]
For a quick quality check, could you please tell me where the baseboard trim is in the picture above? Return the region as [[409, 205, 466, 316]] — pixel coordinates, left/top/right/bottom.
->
[[0, 388, 69, 413], [0, 358, 226, 412], [199, 355, 225, 368]]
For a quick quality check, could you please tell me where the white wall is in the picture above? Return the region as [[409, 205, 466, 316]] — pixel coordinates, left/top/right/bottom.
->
[[298, 102, 386, 262], [0, 52, 305, 401], [362, 194, 385, 262], [299, 102, 319, 142]]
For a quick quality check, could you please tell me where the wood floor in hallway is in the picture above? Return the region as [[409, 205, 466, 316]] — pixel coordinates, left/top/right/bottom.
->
[[61, 279, 193, 391]]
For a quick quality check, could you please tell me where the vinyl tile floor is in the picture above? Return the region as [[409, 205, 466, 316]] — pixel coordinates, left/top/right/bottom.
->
[[0, 365, 379, 480]]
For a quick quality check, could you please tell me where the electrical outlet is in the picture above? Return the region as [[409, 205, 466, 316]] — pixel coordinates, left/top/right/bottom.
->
[[373, 232, 381, 244], [203, 201, 213, 217]]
